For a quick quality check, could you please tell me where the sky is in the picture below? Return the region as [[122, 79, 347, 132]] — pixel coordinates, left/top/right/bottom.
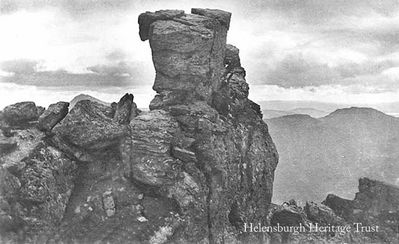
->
[[1, 0, 399, 111]]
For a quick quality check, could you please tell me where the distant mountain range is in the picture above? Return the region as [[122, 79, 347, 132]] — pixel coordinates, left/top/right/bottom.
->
[[267, 107, 399, 203], [259, 100, 399, 117], [263, 108, 329, 119]]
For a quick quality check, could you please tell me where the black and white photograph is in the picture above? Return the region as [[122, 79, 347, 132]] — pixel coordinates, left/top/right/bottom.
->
[[0, 0, 398, 243]]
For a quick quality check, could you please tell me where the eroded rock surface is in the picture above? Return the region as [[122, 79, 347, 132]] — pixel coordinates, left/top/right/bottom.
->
[[37, 101, 69, 133], [53, 100, 126, 150], [2, 102, 41, 127], [134, 8, 278, 243], [0, 8, 279, 244], [0, 138, 77, 241], [139, 9, 231, 110], [323, 178, 399, 243]]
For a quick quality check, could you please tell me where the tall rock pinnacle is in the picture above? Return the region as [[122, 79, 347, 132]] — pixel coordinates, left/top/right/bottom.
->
[[138, 8, 232, 109], [0, 8, 279, 244], [136, 8, 279, 243]]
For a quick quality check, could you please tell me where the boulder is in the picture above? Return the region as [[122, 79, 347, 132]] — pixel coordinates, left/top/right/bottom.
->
[[322, 194, 354, 220], [3, 102, 39, 125], [53, 100, 126, 150], [354, 177, 399, 213], [322, 178, 399, 243], [113, 93, 139, 124], [304, 201, 344, 225], [1, 128, 45, 171], [37, 102, 69, 132]]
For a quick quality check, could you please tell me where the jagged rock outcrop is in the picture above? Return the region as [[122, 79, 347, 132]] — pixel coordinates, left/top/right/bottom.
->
[[1, 7, 397, 244], [37, 101, 69, 133], [266, 201, 369, 244], [0, 129, 77, 241], [138, 9, 231, 110], [0, 8, 278, 244], [323, 178, 399, 243], [113, 93, 140, 124], [53, 100, 127, 150], [3, 102, 41, 125], [132, 8, 278, 243], [324, 178, 399, 218]]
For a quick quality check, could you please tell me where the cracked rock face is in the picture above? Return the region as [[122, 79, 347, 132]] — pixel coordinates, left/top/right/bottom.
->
[[322, 178, 399, 243], [53, 100, 127, 150], [136, 8, 278, 243], [0, 8, 279, 244], [139, 9, 231, 110], [37, 102, 69, 133], [2, 102, 40, 125]]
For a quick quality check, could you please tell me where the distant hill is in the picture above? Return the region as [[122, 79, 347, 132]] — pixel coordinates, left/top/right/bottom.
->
[[262, 110, 292, 119], [70, 94, 110, 109], [263, 107, 328, 119], [258, 100, 342, 113], [289, 108, 328, 118], [267, 107, 399, 203]]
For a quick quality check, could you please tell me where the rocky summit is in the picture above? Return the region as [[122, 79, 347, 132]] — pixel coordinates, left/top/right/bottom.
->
[[0, 8, 279, 243], [1, 8, 398, 244]]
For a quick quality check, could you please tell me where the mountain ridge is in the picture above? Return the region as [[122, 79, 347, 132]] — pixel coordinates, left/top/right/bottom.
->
[[268, 106, 399, 204]]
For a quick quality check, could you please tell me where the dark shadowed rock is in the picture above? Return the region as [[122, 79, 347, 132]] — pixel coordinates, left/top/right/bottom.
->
[[304, 201, 344, 225], [0, 137, 17, 155], [323, 194, 355, 219], [37, 106, 45, 117], [323, 178, 399, 243], [3, 102, 39, 125], [113, 93, 139, 124], [354, 177, 399, 213], [224, 44, 241, 69], [37, 102, 69, 132], [53, 100, 126, 150]]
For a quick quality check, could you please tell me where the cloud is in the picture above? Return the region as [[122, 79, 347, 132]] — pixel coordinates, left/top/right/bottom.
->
[[87, 62, 131, 76], [258, 53, 399, 90], [0, 59, 152, 88], [261, 53, 339, 87], [1, 70, 130, 87], [0, 0, 135, 15], [0, 59, 39, 74], [105, 50, 127, 61], [3, 0, 399, 103], [258, 0, 399, 24]]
